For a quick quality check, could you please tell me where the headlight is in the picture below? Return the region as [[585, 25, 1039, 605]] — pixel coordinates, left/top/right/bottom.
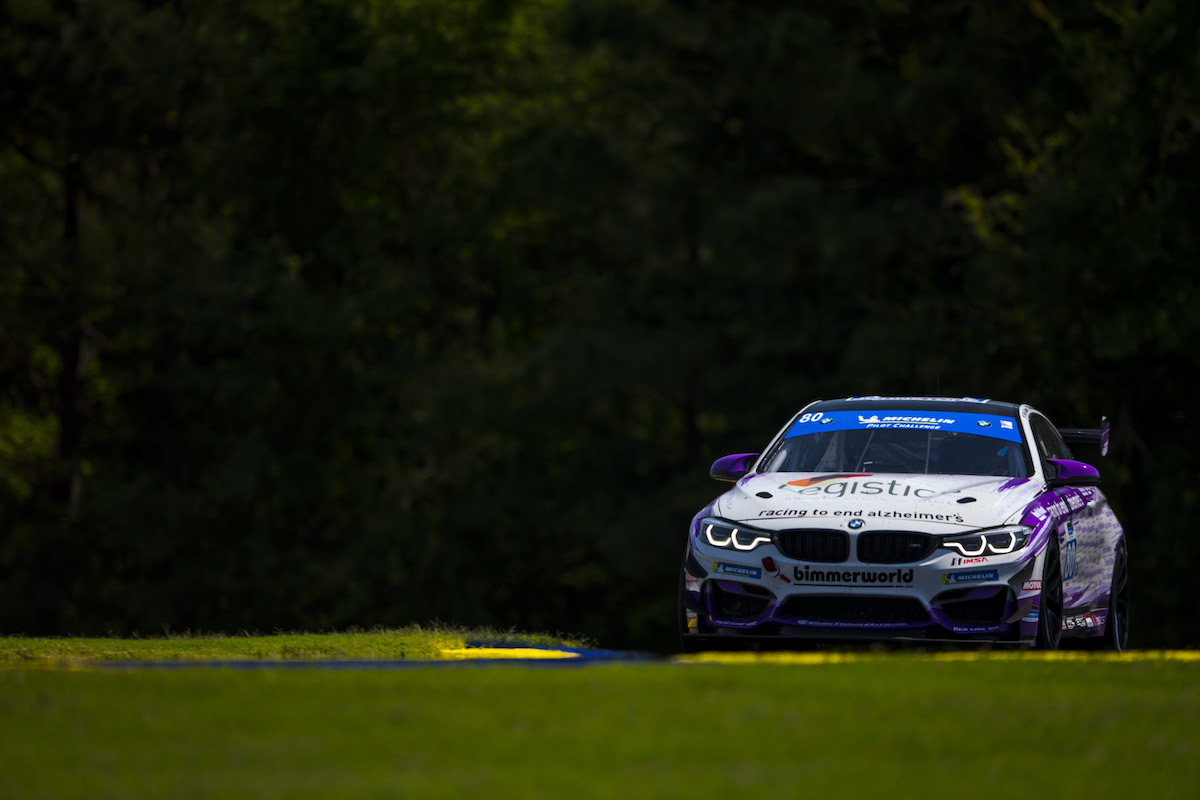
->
[[940, 525, 1033, 557], [701, 518, 773, 552]]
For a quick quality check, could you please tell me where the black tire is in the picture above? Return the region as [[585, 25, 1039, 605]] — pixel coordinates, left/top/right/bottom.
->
[[1035, 535, 1063, 650], [1101, 541, 1130, 651]]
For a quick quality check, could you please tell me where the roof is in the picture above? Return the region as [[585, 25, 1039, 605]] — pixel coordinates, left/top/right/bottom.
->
[[805, 396, 1024, 417]]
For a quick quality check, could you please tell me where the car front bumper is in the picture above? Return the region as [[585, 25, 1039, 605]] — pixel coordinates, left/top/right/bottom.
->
[[682, 533, 1048, 645]]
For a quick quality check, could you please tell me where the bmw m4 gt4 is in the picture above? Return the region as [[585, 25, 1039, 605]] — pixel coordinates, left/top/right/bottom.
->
[[679, 397, 1129, 651]]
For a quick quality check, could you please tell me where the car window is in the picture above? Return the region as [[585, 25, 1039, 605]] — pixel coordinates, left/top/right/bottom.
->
[[1029, 414, 1073, 462], [760, 429, 1030, 477]]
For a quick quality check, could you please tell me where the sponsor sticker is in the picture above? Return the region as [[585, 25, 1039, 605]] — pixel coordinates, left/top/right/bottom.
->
[[940, 569, 1000, 585], [785, 410, 1022, 442], [792, 566, 914, 587], [783, 474, 870, 488], [951, 624, 1002, 634], [859, 414, 956, 427], [712, 561, 762, 580], [1063, 523, 1078, 581], [1023, 609, 1040, 622], [1022, 579, 1042, 591], [758, 509, 807, 518], [761, 556, 791, 584], [778, 476, 950, 505]]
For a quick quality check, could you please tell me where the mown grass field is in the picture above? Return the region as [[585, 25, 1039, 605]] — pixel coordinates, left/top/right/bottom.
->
[[0, 626, 587, 665], [1, 632, 1197, 799]]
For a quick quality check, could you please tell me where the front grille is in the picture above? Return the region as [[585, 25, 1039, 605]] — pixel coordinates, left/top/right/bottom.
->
[[775, 529, 850, 562], [778, 595, 929, 626], [857, 531, 939, 563]]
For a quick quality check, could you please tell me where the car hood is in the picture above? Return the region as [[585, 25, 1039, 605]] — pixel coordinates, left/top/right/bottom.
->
[[713, 473, 1041, 534]]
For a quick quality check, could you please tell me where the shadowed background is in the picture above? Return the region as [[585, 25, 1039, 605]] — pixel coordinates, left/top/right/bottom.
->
[[1, 0, 1197, 649]]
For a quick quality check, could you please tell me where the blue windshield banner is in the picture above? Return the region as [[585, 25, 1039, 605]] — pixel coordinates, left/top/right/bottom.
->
[[785, 410, 1023, 443]]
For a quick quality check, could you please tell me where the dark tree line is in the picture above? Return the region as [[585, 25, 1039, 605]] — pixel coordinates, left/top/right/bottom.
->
[[2, 0, 1197, 648]]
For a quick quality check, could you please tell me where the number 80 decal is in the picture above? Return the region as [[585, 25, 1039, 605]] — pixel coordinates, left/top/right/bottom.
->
[[1063, 522, 1077, 582]]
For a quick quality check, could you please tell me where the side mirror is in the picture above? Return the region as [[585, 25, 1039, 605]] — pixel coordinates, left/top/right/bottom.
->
[[1045, 458, 1101, 487], [710, 453, 759, 482]]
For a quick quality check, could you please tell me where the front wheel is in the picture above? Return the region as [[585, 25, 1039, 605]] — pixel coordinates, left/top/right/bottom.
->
[[1035, 536, 1063, 650], [677, 565, 704, 653]]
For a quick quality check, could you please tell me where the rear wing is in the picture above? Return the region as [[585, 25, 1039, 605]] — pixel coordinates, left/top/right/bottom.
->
[[1059, 416, 1110, 457]]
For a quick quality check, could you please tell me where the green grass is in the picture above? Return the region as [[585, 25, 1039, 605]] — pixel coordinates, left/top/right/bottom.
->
[[0, 625, 588, 665], [0, 646, 1197, 799]]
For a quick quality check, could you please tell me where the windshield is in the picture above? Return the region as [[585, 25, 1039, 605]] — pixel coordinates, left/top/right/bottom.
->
[[758, 409, 1032, 477]]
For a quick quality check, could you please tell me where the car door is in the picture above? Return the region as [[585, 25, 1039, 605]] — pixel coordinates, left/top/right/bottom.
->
[[1029, 413, 1101, 614]]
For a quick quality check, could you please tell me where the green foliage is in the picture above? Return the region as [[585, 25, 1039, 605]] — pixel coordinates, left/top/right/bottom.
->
[[1, 0, 1197, 648]]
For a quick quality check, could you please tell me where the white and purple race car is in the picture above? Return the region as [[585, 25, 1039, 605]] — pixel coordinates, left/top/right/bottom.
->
[[679, 396, 1129, 650]]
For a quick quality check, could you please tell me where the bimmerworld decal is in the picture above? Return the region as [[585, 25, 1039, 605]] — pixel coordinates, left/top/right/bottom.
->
[[792, 566, 914, 587]]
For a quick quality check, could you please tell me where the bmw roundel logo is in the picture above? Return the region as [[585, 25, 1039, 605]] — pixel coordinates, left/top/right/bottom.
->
[[977, 420, 992, 428], [848, 518, 865, 530], [821, 417, 834, 424]]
